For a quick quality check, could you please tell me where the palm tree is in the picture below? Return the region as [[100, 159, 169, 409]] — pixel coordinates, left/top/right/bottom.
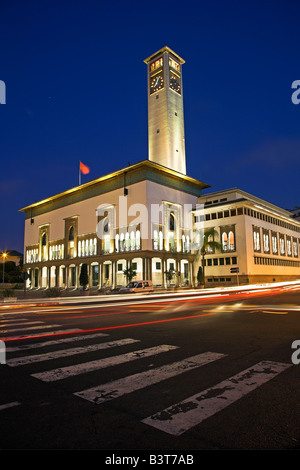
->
[[123, 266, 137, 283], [194, 227, 222, 287]]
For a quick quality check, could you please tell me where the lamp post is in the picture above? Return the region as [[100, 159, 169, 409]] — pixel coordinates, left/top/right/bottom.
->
[[2, 252, 7, 284]]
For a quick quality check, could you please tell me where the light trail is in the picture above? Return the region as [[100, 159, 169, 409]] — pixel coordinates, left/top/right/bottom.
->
[[1, 311, 216, 342]]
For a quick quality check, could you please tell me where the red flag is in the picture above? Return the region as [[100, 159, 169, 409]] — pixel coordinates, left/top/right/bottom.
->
[[80, 161, 90, 174]]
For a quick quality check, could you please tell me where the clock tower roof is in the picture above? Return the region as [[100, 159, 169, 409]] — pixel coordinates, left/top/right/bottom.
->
[[144, 46, 185, 65]]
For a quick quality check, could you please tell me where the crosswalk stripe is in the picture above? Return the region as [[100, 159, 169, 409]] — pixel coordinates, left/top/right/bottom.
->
[[142, 360, 291, 435], [74, 352, 226, 404], [31, 345, 178, 382], [0, 401, 21, 411], [1, 328, 83, 341], [0, 324, 61, 333], [7, 338, 140, 366], [6, 332, 109, 353]]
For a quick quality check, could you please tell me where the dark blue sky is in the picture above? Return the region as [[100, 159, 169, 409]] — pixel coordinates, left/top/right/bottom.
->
[[1, 0, 299, 253]]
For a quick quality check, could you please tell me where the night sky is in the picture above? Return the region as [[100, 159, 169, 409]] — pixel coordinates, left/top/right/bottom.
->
[[1, 0, 299, 253]]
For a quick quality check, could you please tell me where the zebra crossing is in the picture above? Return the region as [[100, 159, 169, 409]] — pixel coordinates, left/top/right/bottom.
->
[[0, 314, 292, 436]]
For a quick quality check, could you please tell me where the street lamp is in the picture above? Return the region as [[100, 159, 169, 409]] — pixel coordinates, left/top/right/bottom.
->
[[2, 252, 7, 284]]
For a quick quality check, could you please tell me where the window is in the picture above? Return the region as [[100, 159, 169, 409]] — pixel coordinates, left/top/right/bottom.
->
[[287, 237, 292, 256], [228, 231, 235, 251], [279, 235, 285, 255], [169, 212, 175, 231], [293, 240, 298, 257], [253, 227, 261, 251], [153, 230, 158, 250], [150, 57, 163, 71], [222, 232, 228, 251], [272, 233, 278, 254], [263, 230, 270, 253]]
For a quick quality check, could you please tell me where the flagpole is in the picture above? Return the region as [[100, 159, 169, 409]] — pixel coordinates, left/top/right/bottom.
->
[[79, 162, 81, 186]]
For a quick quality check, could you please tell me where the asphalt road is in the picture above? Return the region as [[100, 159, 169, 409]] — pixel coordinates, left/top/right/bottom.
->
[[1, 284, 300, 453]]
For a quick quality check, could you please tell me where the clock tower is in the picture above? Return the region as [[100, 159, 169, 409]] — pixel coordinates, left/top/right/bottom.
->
[[144, 46, 186, 175]]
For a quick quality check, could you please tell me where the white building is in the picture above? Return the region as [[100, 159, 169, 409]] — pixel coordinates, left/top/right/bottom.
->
[[20, 47, 300, 290], [194, 188, 300, 286]]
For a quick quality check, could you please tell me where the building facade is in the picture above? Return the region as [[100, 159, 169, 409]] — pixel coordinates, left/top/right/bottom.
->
[[194, 188, 300, 286], [21, 160, 208, 290]]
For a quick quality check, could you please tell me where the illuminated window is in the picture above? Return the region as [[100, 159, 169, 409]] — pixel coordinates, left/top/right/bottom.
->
[[153, 230, 158, 250], [263, 231, 270, 253], [293, 240, 298, 257], [169, 57, 180, 71], [228, 231, 235, 251], [272, 233, 278, 254], [136, 230, 141, 250], [150, 57, 163, 71], [222, 232, 228, 251], [159, 231, 163, 250], [253, 227, 261, 252], [279, 235, 285, 255], [287, 237, 292, 256], [115, 234, 119, 253]]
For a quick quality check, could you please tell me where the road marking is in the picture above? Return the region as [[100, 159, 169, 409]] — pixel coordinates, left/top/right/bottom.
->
[[0, 319, 45, 329], [7, 338, 140, 366], [0, 401, 21, 411], [74, 352, 226, 404], [142, 360, 292, 435], [1, 329, 83, 341], [31, 345, 178, 382], [0, 324, 61, 333], [5, 332, 109, 353]]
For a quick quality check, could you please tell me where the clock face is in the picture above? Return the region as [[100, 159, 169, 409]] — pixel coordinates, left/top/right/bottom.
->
[[150, 72, 164, 94], [169, 73, 181, 94]]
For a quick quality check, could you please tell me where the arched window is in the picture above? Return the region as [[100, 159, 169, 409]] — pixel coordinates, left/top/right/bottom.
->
[[159, 231, 163, 250], [131, 231, 135, 251], [103, 217, 109, 233], [153, 230, 158, 250], [125, 232, 130, 251], [207, 234, 214, 253], [169, 212, 175, 231], [69, 226, 74, 240], [115, 234, 120, 253], [222, 232, 228, 251], [136, 230, 141, 250], [228, 231, 235, 251], [41, 232, 47, 261], [120, 233, 125, 252]]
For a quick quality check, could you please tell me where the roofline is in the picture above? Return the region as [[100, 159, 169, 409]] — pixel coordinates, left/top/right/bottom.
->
[[200, 187, 296, 220], [19, 159, 210, 212], [144, 46, 185, 65]]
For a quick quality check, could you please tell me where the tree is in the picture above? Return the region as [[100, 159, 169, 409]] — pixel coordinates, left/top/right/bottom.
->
[[194, 227, 222, 288], [79, 263, 89, 289], [164, 268, 175, 287], [123, 266, 136, 283]]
